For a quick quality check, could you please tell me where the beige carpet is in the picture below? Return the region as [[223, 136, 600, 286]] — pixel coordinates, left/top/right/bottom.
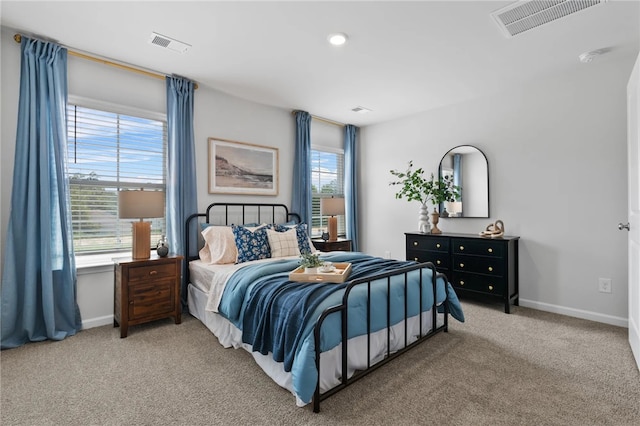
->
[[1, 300, 639, 426]]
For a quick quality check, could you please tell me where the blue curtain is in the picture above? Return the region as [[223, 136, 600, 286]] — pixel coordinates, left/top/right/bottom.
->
[[166, 76, 198, 309], [292, 111, 312, 224], [1, 37, 81, 349], [344, 124, 359, 251]]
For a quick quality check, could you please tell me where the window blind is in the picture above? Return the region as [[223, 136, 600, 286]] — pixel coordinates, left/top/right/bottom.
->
[[310, 148, 345, 237], [66, 104, 167, 253]]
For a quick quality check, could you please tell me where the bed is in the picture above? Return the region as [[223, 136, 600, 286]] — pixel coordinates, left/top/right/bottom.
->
[[184, 202, 464, 412]]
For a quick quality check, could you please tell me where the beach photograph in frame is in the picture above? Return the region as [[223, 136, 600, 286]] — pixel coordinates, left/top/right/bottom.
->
[[208, 137, 279, 195]]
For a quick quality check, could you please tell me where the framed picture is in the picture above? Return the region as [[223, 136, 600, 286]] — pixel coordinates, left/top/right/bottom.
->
[[208, 137, 279, 195]]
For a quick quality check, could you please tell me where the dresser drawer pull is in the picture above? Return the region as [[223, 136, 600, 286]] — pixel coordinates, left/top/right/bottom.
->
[[413, 241, 418, 246], [488, 285, 494, 291], [459, 263, 464, 268], [459, 280, 464, 286], [436, 243, 441, 248], [414, 257, 419, 261], [436, 260, 441, 265], [488, 248, 493, 253], [149, 270, 158, 275], [488, 266, 493, 272], [459, 246, 464, 251]]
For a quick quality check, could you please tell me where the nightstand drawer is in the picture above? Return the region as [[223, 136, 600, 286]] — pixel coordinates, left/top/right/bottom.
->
[[452, 254, 504, 276], [128, 262, 176, 282], [129, 281, 175, 319], [406, 236, 449, 252], [452, 239, 504, 257]]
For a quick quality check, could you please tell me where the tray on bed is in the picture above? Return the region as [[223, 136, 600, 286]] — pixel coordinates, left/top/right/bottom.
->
[[289, 263, 352, 283]]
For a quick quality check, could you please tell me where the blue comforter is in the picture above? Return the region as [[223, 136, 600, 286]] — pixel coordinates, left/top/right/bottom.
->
[[217, 252, 464, 404]]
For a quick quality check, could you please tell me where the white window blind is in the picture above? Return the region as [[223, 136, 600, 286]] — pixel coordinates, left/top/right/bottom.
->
[[310, 147, 345, 237], [66, 104, 167, 253]]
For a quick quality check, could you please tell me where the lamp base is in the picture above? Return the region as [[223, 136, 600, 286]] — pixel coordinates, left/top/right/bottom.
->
[[132, 221, 151, 260], [328, 216, 338, 242]]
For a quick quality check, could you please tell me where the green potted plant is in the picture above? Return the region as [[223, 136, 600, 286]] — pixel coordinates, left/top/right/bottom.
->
[[299, 252, 323, 273], [390, 161, 460, 234]]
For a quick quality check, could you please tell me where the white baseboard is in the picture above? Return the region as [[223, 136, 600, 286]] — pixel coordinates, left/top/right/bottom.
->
[[81, 315, 113, 330], [519, 299, 628, 328]]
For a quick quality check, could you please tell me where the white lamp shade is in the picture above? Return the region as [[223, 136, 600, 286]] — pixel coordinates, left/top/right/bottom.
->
[[118, 190, 165, 219], [321, 197, 345, 216]]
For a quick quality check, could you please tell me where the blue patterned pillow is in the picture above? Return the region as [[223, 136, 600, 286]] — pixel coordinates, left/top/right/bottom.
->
[[273, 223, 313, 254], [232, 225, 271, 263]]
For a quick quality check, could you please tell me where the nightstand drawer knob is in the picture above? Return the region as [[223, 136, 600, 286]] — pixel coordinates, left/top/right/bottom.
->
[[459, 246, 464, 251], [459, 281, 464, 286], [413, 241, 418, 246], [149, 270, 158, 275], [488, 248, 493, 253], [436, 260, 441, 265], [488, 266, 493, 272], [488, 285, 494, 291], [414, 257, 419, 261], [436, 243, 441, 248], [459, 263, 464, 268]]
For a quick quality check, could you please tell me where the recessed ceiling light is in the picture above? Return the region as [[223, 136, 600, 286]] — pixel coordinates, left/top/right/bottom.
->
[[328, 33, 348, 46]]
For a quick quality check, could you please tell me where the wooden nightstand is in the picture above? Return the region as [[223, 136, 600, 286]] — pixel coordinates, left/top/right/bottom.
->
[[312, 238, 352, 252], [113, 255, 183, 338]]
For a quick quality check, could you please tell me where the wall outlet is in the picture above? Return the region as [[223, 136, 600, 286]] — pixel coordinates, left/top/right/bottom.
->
[[384, 251, 391, 259], [598, 278, 612, 294]]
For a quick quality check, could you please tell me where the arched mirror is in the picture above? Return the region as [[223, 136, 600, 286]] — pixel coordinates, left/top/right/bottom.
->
[[438, 145, 489, 218]]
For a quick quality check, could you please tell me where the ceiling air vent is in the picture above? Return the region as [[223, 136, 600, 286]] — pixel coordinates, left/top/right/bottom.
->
[[491, 0, 608, 38], [148, 32, 191, 54]]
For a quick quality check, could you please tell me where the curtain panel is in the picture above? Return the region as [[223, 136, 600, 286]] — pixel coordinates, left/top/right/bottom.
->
[[344, 124, 359, 251], [166, 76, 198, 309], [1, 36, 81, 349], [292, 111, 312, 225]]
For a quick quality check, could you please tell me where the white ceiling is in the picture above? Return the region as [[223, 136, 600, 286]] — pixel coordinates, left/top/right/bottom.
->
[[2, 1, 639, 126]]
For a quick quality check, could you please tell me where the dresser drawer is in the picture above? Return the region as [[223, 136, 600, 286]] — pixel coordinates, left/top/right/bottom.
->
[[407, 249, 450, 270], [406, 236, 449, 252], [129, 280, 175, 319], [452, 238, 504, 257], [127, 262, 176, 282], [452, 254, 504, 276], [451, 271, 505, 295]]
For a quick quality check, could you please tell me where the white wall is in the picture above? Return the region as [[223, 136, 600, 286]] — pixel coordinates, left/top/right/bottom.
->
[[0, 28, 296, 328], [361, 53, 634, 326]]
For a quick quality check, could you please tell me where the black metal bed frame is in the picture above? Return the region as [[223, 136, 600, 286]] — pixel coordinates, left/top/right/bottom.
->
[[184, 202, 449, 413]]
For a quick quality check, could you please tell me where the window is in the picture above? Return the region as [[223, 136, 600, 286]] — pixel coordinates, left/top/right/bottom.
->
[[310, 147, 345, 237], [66, 102, 167, 254]]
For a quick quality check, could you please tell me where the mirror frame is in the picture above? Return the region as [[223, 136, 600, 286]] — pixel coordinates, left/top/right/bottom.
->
[[438, 145, 490, 218]]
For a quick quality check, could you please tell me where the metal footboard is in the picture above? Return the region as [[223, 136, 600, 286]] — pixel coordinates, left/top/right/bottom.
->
[[312, 261, 449, 413]]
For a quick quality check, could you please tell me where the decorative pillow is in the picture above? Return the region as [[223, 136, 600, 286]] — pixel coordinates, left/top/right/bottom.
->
[[199, 226, 238, 265], [266, 228, 300, 258], [273, 222, 315, 254], [232, 224, 271, 263]]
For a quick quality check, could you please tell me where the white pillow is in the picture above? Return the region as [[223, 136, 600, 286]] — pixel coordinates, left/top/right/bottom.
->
[[199, 226, 238, 264], [266, 228, 301, 258]]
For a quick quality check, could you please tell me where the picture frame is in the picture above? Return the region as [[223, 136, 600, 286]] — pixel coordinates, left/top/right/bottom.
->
[[208, 137, 279, 195]]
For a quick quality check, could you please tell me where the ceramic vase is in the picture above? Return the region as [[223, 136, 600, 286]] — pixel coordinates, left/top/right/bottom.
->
[[418, 203, 430, 233], [156, 235, 169, 257]]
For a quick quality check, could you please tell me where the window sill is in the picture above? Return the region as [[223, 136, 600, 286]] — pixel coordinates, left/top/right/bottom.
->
[[76, 251, 130, 275]]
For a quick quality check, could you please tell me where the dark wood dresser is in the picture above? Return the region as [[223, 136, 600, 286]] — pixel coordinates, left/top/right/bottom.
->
[[406, 232, 519, 313], [312, 239, 352, 252], [113, 255, 183, 337]]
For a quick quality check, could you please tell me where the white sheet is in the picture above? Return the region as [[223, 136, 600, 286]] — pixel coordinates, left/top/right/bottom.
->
[[187, 273, 443, 407]]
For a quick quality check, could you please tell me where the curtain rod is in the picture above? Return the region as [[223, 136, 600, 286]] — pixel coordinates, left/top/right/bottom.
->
[[13, 33, 198, 90], [291, 110, 345, 127]]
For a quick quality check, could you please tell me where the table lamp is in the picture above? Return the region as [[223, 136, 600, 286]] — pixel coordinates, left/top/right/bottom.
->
[[118, 189, 165, 259], [321, 197, 345, 242]]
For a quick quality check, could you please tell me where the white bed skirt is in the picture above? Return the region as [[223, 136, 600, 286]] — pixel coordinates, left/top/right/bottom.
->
[[188, 282, 442, 407]]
